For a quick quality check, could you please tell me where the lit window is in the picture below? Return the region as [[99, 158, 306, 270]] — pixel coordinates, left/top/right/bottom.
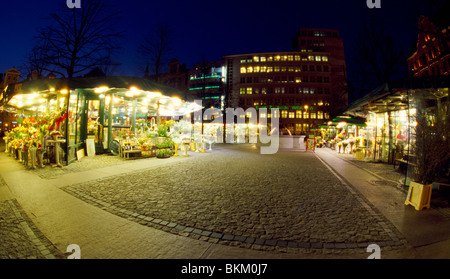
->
[[304, 88, 309, 94], [295, 77, 302, 83], [325, 113, 329, 119], [261, 66, 267, 72], [281, 110, 288, 118], [240, 59, 246, 63], [310, 88, 315, 94], [260, 56, 266, 62], [288, 55, 293, 61], [268, 56, 273, 61], [240, 88, 246, 94], [296, 110, 302, 118], [289, 111, 295, 118], [247, 87, 252, 94], [308, 56, 314, 61], [254, 101, 259, 106], [254, 88, 259, 94], [317, 111, 323, 119], [303, 123, 309, 132], [253, 56, 259, 62], [247, 67, 253, 73], [315, 56, 321, 62], [310, 112, 316, 119], [294, 55, 300, 61], [275, 55, 281, 61], [282, 56, 287, 61], [246, 111, 252, 118], [275, 88, 281, 94], [254, 66, 260, 73], [247, 58, 253, 63], [281, 88, 285, 94], [295, 67, 301, 72], [303, 111, 309, 118], [281, 67, 286, 72], [274, 67, 280, 72], [296, 123, 302, 132], [322, 56, 328, 62], [267, 67, 273, 72], [288, 67, 294, 72], [240, 67, 246, 74], [262, 88, 267, 94]]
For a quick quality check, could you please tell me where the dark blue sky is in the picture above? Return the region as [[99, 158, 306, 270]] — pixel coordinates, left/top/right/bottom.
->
[[0, 0, 438, 79]]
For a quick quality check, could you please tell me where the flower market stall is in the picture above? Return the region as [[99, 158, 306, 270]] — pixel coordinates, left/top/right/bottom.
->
[[2, 76, 202, 167]]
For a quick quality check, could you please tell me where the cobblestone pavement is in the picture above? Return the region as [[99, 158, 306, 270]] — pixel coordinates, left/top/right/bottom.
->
[[63, 144, 408, 255], [0, 198, 64, 259]]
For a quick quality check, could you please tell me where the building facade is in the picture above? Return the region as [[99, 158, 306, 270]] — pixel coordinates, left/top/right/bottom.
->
[[188, 60, 226, 110], [0, 68, 20, 135], [407, 15, 450, 77], [223, 28, 347, 135]]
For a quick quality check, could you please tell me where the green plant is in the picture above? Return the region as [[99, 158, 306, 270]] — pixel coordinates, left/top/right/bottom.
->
[[157, 124, 168, 137], [156, 148, 172, 158]]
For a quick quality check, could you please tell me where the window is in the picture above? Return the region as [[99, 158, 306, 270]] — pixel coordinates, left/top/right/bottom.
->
[[317, 111, 323, 119], [288, 67, 294, 72], [317, 76, 323, 83], [247, 67, 253, 73], [303, 65, 308, 71], [303, 111, 309, 118], [274, 66, 280, 72], [281, 55, 287, 61], [254, 88, 260, 94], [281, 87, 285, 94], [281, 66, 286, 72], [310, 88, 315, 94], [296, 110, 302, 118], [310, 112, 316, 119], [268, 56, 273, 61], [240, 59, 246, 63], [315, 56, 321, 62], [254, 66, 260, 73], [294, 55, 300, 61], [267, 67, 273, 73], [260, 56, 266, 62], [322, 56, 328, 62], [303, 123, 309, 132], [262, 88, 267, 94], [288, 55, 293, 61], [304, 88, 309, 94], [309, 65, 315, 71], [298, 88, 303, 94], [316, 66, 322, 72], [289, 111, 295, 118], [289, 87, 295, 93], [324, 77, 330, 83], [324, 88, 330, 94], [240, 88, 246, 94], [281, 110, 288, 118], [261, 66, 267, 72], [324, 112, 330, 119], [246, 87, 252, 94], [323, 66, 329, 72], [295, 77, 302, 83], [296, 123, 302, 132], [240, 67, 246, 74], [253, 56, 259, 62], [295, 67, 301, 72], [309, 76, 315, 83], [275, 87, 281, 94], [247, 77, 252, 83], [308, 55, 314, 61], [240, 77, 246, 83], [275, 55, 281, 61]]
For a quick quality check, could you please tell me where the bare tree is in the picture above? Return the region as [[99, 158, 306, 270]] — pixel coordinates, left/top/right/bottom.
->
[[139, 23, 174, 82], [20, 40, 54, 79], [33, 0, 123, 78]]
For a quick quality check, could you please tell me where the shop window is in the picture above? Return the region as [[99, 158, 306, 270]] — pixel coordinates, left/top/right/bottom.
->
[[317, 111, 323, 119]]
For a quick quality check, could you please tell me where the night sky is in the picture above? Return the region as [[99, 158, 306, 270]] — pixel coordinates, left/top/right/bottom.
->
[[0, 0, 439, 81]]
